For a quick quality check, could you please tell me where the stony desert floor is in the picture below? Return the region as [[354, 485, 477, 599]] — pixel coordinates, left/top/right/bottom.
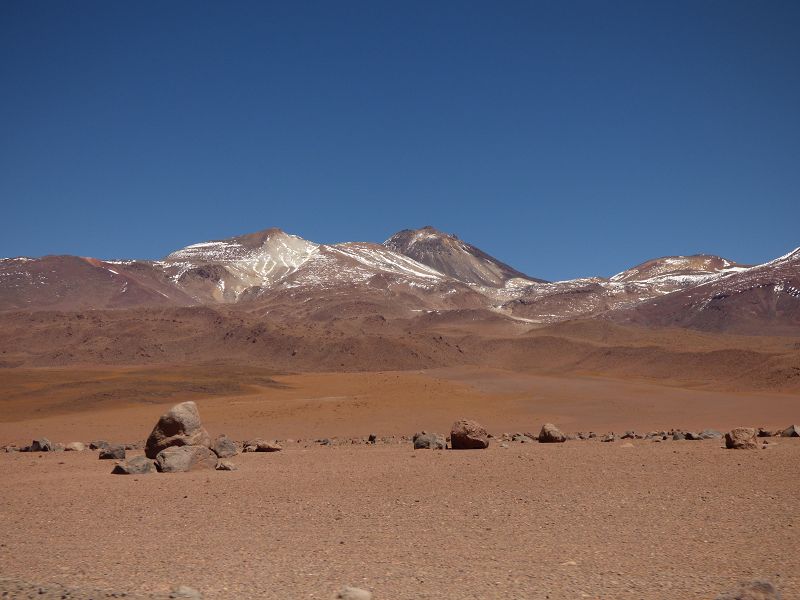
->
[[1, 439, 798, 599], [1, 365, 799, 599]]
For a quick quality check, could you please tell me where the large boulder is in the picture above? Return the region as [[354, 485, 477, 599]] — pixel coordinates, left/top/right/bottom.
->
[[716, 580, 780, 599], [155, 445, 218, 473], [725, 427, 758, 450], [112, 456, 156, 475], [145, 401, 211, 459], [780, 424, 799, 437], [539, 423, 567, 443], [211, 434, 238, 458], [413, 431, 446, 449], [450, 419, 489, 449]]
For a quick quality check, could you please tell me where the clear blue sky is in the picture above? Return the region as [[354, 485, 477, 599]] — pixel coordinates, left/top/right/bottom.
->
[[1, 1, 798, 280]]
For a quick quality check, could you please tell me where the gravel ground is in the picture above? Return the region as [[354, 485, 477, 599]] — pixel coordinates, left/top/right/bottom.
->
[[1, 439, 797, 599]]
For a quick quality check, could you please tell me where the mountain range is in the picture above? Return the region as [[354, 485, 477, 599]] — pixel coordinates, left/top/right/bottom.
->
[[1, 225, 798, 335]]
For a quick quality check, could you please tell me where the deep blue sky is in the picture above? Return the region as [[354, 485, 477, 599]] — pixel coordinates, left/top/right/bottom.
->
[[1, 1, 799, 280]]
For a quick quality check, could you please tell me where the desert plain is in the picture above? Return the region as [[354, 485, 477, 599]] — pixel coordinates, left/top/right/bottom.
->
[[1, 321, 799, 600]]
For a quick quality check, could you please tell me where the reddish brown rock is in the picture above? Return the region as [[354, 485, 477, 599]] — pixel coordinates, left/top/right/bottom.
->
[[538, 423, 567, 443], [145, 401, 211, 459], [725, 427, 758, 450], [450, 419, 489, 449]]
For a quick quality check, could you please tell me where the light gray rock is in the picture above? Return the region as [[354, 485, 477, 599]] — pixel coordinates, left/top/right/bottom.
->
[[781, 424, 799, 437], [155, 445, 218, 473], [99, 445, 126, 460], [211, 434, 238, 458], [64, 442, 86, 452], [413, 431, 446, 449], [145, 401, 211, 459], [170, 585, 203, 599], [215, 460, 238, 471], [29, 438, 53, 452], [334, 586, 373, 600], [255, 440, 283, 452], [111, 455, 155, 475], [716, 580, 780, 599]]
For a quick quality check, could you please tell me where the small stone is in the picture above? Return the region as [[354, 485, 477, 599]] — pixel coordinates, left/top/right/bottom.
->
[[169, 585, 203, 599], [334, 586, 372, 600], [112, 456, 155, 475], [780, 424, 799, 437], [64, 442, 86, 452], [99, 445, 126, 460], [601, 434, 615, 442], [725, 428, 758, 450], [621, 431, 636, 439], [699, 430, 722, 440], [673, 431, 686, 441], [413, 432, 446, 449], [89, 440, 109, 450], [716, 579, 780, 599], [29, 438, 53, 452], [684, 431, 702, 441], [215, 460, 238, 471], [255, 440, 282, 452], [368, 433, 377, 444], [210, 434, 238, 458]]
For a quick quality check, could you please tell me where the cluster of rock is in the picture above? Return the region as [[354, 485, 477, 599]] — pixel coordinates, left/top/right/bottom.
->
[[105, 401, 252, 474], [4, 416, 798, 459], [401, 420, 799, 451]]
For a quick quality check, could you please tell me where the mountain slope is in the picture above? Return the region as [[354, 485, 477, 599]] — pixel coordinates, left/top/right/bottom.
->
[[0, 256, 194, 312], [384, 226, 545, 287], [613, 248, 800, 334]]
